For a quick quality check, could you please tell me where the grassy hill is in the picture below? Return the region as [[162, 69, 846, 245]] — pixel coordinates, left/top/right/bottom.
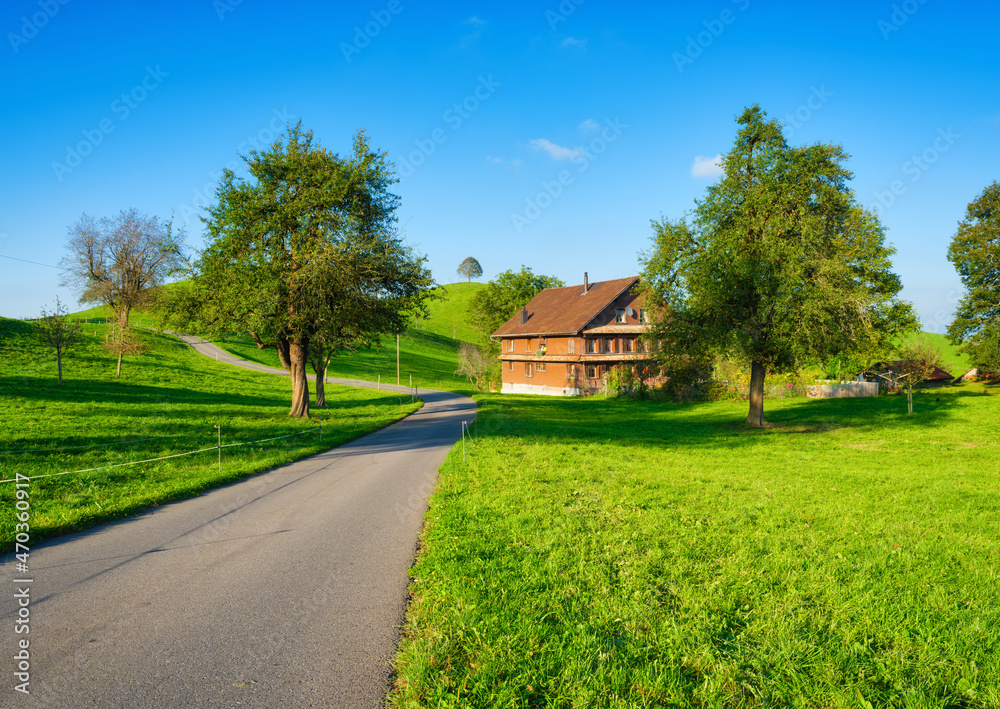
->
[[413, 281, 485, 343], [0, 317, 420, 551], [215, 282, 486, 394], [391, 387, 1000, 706], [902, 331, 970, 375]]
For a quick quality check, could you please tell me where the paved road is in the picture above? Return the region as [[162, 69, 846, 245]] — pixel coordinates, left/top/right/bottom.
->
[[2, 335, 476, 707]]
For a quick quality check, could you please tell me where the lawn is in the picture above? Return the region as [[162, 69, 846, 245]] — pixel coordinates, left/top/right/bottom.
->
[[390, 387, 1000, 707], [0, 317, 420, 551], [218, 328, 476, 396]]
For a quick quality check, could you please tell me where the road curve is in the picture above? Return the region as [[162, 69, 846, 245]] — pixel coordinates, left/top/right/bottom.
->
[[2, 334, 476, 707]]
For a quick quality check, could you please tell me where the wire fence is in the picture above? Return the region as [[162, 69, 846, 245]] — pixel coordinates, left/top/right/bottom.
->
[[0, 426, 321, 484]]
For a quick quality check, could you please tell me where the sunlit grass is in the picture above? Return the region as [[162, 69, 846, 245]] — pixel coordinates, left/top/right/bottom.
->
[[390, 388, 1000, 707], [0, 317, 420, 550]]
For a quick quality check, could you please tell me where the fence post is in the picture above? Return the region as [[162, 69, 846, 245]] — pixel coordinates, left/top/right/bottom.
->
[[215, 425, 221, 473], [462, 421, 466, 463]]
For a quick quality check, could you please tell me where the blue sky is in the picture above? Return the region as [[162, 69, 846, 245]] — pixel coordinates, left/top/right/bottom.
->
[[2, 0, 998, 334]]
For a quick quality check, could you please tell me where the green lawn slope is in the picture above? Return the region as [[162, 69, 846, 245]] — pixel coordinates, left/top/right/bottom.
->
[[215, 282, 486, 395], [0, 317, 420, 551], [391, 387, 1000, 706]]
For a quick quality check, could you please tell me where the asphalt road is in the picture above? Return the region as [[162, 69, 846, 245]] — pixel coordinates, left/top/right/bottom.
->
[[2, 335, 476, 707]]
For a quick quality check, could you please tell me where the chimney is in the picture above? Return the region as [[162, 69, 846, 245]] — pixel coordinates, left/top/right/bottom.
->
[[520, 307, 528, 325], [582, 272, 589, 294]]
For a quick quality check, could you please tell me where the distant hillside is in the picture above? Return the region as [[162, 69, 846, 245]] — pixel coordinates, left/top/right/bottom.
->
[[903, 332, 969, 376], [413, 282, 486, 343]]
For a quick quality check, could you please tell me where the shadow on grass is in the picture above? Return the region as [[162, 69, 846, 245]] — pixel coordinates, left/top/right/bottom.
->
[[0, 376, 289, 409], [473, 389, 966, 452]]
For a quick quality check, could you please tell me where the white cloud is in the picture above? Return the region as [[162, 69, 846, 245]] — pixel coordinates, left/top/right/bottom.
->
[[691, 154, 724, 179], [560, 36, 588, 49], [486, 156, 523, 168], [460, 16, 486, 47], [579, 118, 599, 131], [530, 138, 583, 161]]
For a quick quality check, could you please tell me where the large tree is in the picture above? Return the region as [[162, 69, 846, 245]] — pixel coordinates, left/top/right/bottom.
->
[[947, 180, 1000, 372], [457, 256, 483, 282], [61, 208, 185, 377], [194, 124, 431, 417], [641, 105, 916, 427]]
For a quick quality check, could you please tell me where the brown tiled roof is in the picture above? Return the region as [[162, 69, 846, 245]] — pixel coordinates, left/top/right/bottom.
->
[[868, 361, 954, 381], [492, 276, 639, 338]]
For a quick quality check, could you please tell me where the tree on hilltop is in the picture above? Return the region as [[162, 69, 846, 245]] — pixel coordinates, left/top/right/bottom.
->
[[641, 105, 917, 427], [457, 257, 483, 282]]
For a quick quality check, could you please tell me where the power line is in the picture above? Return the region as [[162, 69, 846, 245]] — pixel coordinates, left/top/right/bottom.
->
[[0, 253, 60, 269]]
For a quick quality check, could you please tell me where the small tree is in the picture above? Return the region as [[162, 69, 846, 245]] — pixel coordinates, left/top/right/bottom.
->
[[105, 324, 147, 380], [893, 338, 944, 415], [457, 257, 483, 282], [455, 341, 490, 390], [31, 297, 81, 385]]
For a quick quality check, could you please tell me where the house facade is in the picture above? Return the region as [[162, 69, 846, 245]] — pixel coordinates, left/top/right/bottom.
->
[[492, 274, 654, 396]]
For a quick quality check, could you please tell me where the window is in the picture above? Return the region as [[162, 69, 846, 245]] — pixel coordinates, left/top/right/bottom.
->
[[566, 364, 576, 379], [604, 338, 615, 353], [623, 338, 634, 353], [586, 338, 598, 354], [508, 361, 513, 371], [587, 364, 599, 379], [526, 339, 533, 352], [539, 337, 547, 347], [616, 308, 626, 323], [639, 309, 649, 323], [536, 362, 546, 373], [507, 339, 514, 352], [525, 363, 533, 378], [637, 338, 647, 353]]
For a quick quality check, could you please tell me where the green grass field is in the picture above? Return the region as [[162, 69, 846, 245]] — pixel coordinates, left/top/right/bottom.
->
[[415, 281, 485, 343], [0, 317, 420, 551], [390, 388, 1000, 707]]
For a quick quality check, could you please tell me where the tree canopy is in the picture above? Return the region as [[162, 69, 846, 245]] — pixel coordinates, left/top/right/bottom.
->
[[947, 180, 1000, 371], [467, 266, 565, 342], [641, 105, 916, 427], [180, 123, 432, 417], [457, 256, 483, 282]]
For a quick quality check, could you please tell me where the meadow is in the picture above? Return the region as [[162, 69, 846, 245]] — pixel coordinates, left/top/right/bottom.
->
[[0, 317, 420, 551], [390, 387, 1000, 708]]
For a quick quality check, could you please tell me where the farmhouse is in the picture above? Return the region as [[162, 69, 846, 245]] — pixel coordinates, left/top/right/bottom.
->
[[862, 360, 954, 388], [492, 274, 652, 396]]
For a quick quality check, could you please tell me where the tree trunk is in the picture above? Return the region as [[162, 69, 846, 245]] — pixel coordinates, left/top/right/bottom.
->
[[314, 366, 328, 407], [57, 349, 63, 385], [746, 359, 767, 427], [287, 337, 310, 418]]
